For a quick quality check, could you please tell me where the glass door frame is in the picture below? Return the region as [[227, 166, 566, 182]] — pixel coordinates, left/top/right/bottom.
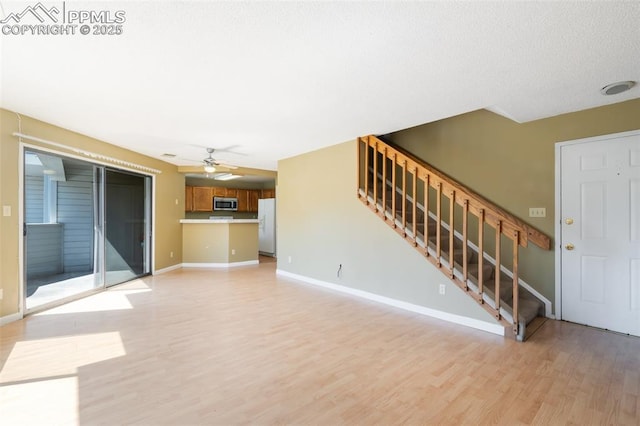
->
[[20, 143, 154, 315], [104, 167, 152, 287]]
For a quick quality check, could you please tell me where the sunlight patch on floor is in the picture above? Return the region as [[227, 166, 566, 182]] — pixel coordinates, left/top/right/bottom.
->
[[0, 332, 126, 383], [35, 283, 151, 316], [0, 375, 79, 425]]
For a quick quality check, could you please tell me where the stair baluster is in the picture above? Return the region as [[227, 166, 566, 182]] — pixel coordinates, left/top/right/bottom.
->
[[462, 199, 469, 290], [373, 141, 378, 208], [513, 231, 520, 335], [424, 175, 430, 258], [478, 209, 485, 303], [401, 161, 407, 236], [494, 220, 502, 319], [357, 135, 551, 340], [436, 182, 442, 267], [382, 147, 387, 218], [448, 190, 455, 278], [391, 153, 397, 228], [364, 141, 369, 206], [412, 169, 417, 246]]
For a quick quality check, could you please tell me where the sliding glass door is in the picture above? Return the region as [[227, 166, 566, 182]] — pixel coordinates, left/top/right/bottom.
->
[[24, 149, 152, 311], [105, 169, 151, 287]]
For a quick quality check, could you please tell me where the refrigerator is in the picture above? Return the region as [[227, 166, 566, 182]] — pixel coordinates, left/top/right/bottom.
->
[[258, 198, 276, 256]]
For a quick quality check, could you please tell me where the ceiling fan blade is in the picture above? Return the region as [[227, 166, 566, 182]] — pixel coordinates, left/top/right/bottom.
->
[[188, 144, 247, 156], [214, 145, 247, 156], [175, 156, 201, 164]]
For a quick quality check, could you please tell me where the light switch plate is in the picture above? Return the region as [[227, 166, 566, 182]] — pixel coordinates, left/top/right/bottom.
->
[[529, 207, 546, 218], [2, 205, 10, 217]]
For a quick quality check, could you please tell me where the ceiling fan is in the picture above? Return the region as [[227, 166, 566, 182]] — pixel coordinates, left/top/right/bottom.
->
[[201, 147, 238, 173]]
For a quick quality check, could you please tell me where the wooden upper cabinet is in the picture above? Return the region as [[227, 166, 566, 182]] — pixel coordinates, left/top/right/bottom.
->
[[185, 186, 194, 212], [261, 189, 275, 199], [236, 189, 248, 212], [186, 186, 266, 212], [248, 190, 259, 212], [192, 187, 213, 211], [212, 187, 226, 197]]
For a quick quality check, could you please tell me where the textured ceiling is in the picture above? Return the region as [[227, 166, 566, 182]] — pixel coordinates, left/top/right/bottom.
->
[[1, 1, 639, 171]]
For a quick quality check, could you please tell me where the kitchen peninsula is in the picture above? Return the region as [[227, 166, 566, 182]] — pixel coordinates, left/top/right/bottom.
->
[[180, 219, 259, 267]]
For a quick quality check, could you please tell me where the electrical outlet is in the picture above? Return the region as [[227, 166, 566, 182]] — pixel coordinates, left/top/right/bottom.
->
[[529, 207, 546, 218], [288, 256, 292, 264], [2, 206, 10, 217], [170, 251, 174, 258], [439, 284, 446, 295], [0, 289, 3, 300], [231, 249, 236, 255]]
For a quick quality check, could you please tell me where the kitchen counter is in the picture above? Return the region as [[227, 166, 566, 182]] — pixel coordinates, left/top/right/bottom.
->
[[181, 219, 259, 267]]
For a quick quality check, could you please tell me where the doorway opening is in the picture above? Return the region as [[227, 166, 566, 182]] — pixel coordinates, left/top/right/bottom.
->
[[24, 149, 152, 312]]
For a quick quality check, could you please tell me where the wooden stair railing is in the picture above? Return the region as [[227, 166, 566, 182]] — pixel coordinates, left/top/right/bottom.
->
[[357, 135, 551, 338]]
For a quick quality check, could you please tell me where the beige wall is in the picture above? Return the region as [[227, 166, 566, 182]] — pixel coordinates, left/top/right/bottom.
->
[[277, 140, 498, 325], [0, 109, 185, 318], [388, 99, 640, 306], [183, 224, 230, 263], [182, 222, 258, 264], [228, 223, 259, 262]]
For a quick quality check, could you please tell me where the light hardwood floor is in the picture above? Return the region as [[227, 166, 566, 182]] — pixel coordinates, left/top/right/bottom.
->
[[1, 262, 639, 425]]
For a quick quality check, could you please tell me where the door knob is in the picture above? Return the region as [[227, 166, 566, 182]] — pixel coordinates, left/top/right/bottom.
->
[[565, 218, 574, 225], [565, 243, 575, 250]]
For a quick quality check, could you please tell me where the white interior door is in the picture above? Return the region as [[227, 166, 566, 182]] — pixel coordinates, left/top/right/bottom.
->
[[560, 131, 640, 335]]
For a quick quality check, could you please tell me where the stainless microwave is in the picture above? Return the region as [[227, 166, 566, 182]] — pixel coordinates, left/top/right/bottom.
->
[[213, 196, 238, 211]]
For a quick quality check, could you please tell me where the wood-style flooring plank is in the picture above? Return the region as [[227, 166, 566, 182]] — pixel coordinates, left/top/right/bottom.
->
[[1, 262, 640, 425]]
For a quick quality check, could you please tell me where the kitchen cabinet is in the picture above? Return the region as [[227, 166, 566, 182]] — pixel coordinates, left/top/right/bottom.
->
[[185, 186, 194, 211], [185, 186, 265, 212], [248, 190, 259, 212], [236, 189, 260, 212], [192, 187, 213, 211], [236, 189, 248, 212], [261, 189, 275, 199], [212, 187, 226, 197]]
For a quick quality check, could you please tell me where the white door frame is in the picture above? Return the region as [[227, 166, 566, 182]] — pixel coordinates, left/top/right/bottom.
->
[[554, 129, 640, 320]]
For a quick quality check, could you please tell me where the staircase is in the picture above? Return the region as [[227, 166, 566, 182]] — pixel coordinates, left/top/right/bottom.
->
[[357, 135, 551, 341]]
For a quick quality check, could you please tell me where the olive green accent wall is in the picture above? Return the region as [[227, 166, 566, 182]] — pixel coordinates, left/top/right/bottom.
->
[[0, 109, 185, 318], [277, 140, 498, 325], [388, 99, 640, 307]]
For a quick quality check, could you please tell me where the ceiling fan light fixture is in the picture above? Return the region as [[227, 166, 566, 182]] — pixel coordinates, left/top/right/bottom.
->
[[215, 173, 241, 181], [204, 165, 216, 173], [600, 80, 636, 96]]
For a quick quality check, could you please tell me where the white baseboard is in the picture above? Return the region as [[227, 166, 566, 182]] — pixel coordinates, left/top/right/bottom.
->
[[363, 177, 555, 318], [183, 260, 259, 268], [0, 312, 23, 326], [276, 269, 505, 337], [153, 264, 182, 275]]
